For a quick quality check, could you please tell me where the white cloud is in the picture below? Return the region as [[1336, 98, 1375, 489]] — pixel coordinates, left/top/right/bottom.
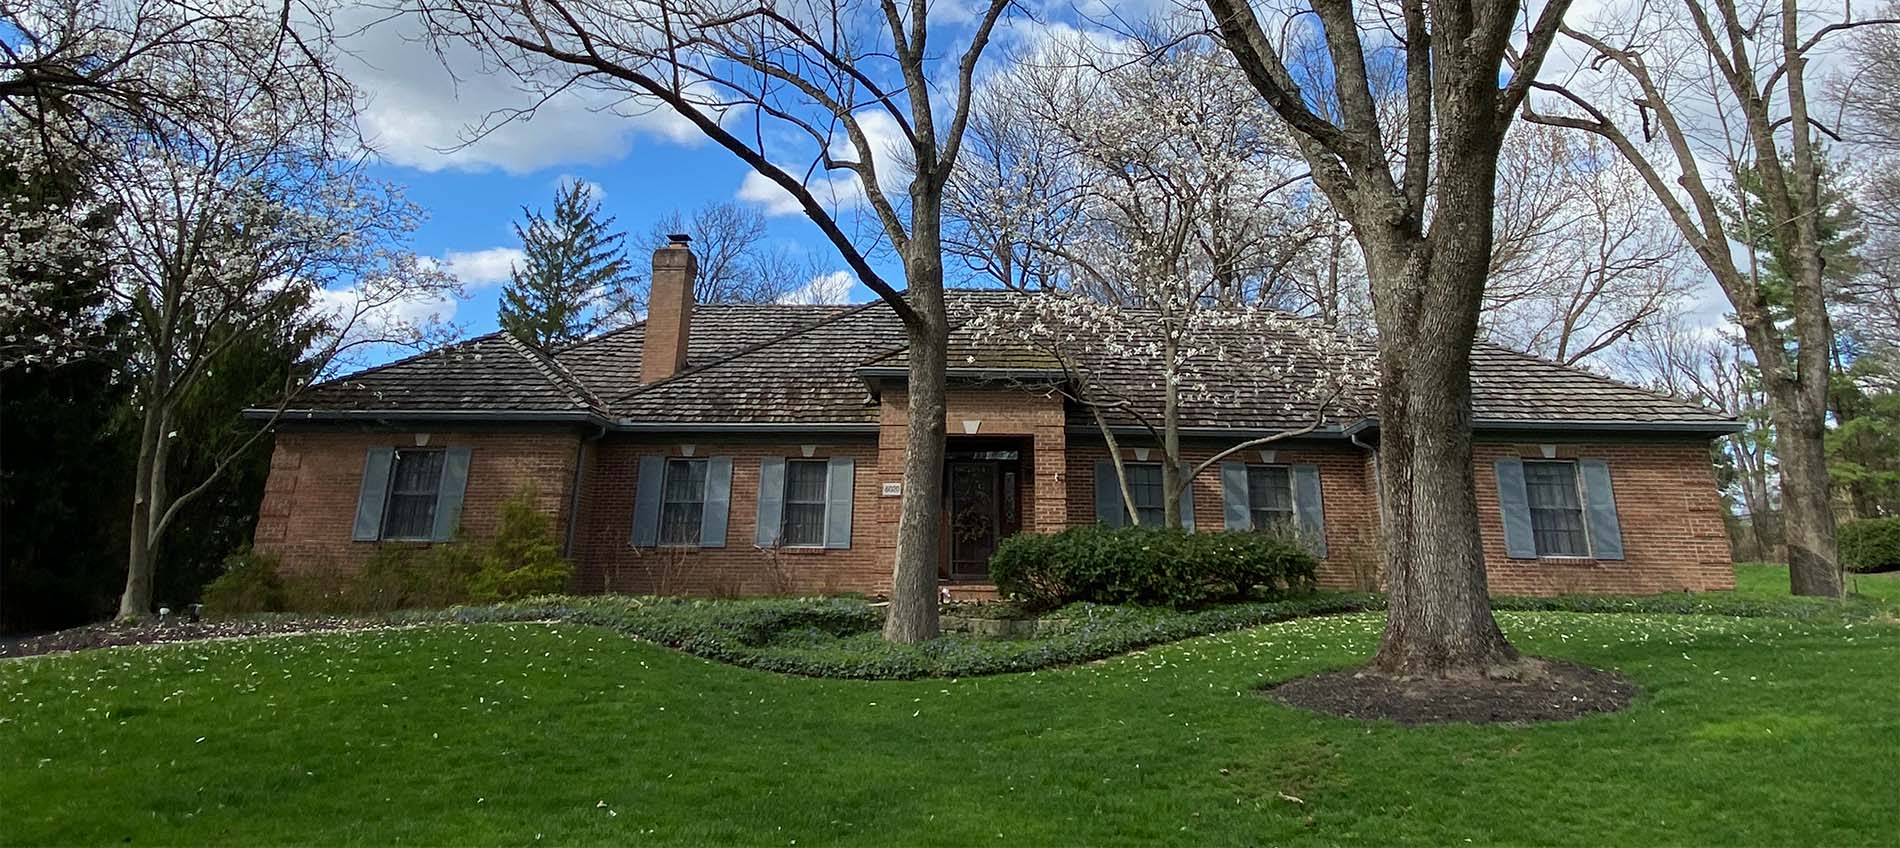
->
[[778, 270, 857, 305], [439, 247, 525, 288], [737, 170, 863, 217], [313, 284, 458, 343], [734, 109, 913, 217], [336, 9, 701, 174]]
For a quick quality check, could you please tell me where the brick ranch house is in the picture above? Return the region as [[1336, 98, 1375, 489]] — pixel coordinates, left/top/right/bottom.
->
[[251, 237, 1740, 597]]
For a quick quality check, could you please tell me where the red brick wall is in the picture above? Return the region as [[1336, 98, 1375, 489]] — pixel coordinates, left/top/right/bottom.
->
[[254, 428, 581, 577], [1473, 439, 1735, 594], [256, 421, 1733, 598], [570, 436, 889, 596], [1063, 439, 1383, 589], [1062, 436, 1734, 595]]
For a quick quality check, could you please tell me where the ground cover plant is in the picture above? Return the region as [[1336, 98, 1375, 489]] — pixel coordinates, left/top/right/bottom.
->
[[3, 611, 1896, 845]]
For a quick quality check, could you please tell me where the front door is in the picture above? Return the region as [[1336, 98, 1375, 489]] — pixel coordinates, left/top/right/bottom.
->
[[943, 456, 1021, 580]]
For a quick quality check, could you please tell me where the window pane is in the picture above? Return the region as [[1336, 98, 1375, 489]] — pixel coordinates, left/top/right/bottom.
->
[[1125, 463, 1163, 526], [1245, 466, 1294, 534], [381, 450, 444, 539], [659, 459, 707, 545], [781, 461, 830, 546], [1523, 461, 1588, 556]]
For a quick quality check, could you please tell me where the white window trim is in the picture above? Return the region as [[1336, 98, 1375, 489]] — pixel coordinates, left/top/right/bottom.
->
[[779, 458, 832, 549], [1244, 463, 1298, 530], [1523, 458, 1593, 559], [657, 457, 710, 548], [379, 447, 446, 542]]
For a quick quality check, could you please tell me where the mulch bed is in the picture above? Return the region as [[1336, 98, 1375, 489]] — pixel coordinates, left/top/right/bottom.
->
[[0, 616, 391, 659], [1265, 658, 1638, 725]]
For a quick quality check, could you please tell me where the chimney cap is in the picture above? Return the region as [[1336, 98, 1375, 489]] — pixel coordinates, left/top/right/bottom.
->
[[666, 232, 692, 246]]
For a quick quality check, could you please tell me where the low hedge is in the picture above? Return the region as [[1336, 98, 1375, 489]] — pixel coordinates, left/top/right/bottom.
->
[[1839, 517, 1900, 573], [397, 593, 1380, 680], [990, 525, 1317, 611]]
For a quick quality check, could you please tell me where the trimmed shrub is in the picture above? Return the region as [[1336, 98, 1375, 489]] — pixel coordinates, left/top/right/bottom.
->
[[469, 485, 574, 602], [1839, 517, 1900, 573], [201, 550, 289, 615], [989, 525, 1316, 611]]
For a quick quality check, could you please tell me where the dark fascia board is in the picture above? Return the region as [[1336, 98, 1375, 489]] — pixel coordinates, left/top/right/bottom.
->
[[250, 408, 877, 434], [611, 421, 880, 434], [1349, 417, 1742, 436], [856, 365, 1067, 381], [248, 408, 611, 426], [1067, 424, 1354, 440]]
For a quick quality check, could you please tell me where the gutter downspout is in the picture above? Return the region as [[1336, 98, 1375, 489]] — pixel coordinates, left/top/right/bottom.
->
[[1348, 428, 1381, 518], [563, 423, 608, 559]]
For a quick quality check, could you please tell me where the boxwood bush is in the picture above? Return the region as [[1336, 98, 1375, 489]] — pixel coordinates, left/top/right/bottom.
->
[[1839, 517, 1900, 573], [989, 525, 1317, 611]]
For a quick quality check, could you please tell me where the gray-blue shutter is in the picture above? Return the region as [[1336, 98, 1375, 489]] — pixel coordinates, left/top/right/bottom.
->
[[1177, 463, 1196, 531], [1221, 462, 1250, 531], [755, 457, 786, 547], [352, 447, 395, 541], [1291, 463, 1326, 558], [824, 457, 855, 549], [631, 455, 665, 547], [1494, 458, 1537, 558], [700, 456, 732, 548], [1579, 459, 1625, 560], [430, 446, 471, 542], [1094, 459, 1124, 527]]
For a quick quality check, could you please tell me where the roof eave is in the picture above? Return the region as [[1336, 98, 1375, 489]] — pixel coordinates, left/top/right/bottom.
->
[[246, 408, 612, 427]]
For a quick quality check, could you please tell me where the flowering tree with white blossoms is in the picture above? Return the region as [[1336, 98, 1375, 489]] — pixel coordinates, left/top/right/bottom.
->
[[954, 32, 1370, 530], [945, 32, 1323, 308], [5, 0, 459, 618], [971, 291, 1374, 532]]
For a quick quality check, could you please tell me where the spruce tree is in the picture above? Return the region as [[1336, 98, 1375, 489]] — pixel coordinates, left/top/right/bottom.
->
[[497, 180, 637, 349]]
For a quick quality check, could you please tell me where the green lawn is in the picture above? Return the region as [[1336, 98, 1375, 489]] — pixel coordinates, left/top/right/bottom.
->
[[4, 611, 1896, 845], [1730, 561, 1900, 606]]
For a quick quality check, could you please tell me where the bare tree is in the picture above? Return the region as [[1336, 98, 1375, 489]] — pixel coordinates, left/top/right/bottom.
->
[[7, 1, 458, 617], [408, 0, 1015, 642], [1202, 0, 1573, 676], [1615, 310, 1777, 557], [644, 201, 811, 306], [1484, 125, 1697, 367], [945, 30, 1320, 308], [1522, 1, 1900, 596]]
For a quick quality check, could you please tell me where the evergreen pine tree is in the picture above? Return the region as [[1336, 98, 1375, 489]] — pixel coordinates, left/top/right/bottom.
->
[[497, 180, 637, 348]]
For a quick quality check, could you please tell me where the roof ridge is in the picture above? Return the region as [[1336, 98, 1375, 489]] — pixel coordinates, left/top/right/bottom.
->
[[1472, 341, 1729, 418], [501, 332, 605, 413], [607, 299, 893, 406]]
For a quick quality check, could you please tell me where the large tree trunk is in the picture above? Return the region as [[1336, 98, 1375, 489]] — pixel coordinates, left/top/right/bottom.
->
[[884, 235, 949, 643], [1772, 401, 1842, 596], [1364, 122, 1519, 677]]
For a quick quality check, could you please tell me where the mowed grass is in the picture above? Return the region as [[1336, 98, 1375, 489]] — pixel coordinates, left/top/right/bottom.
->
[[4, 611, 1897, 846], [1730, 561, 1900, 607]]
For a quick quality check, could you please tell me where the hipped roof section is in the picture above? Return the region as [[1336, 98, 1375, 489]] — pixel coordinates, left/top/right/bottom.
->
[[276, 290, 1736, 435]]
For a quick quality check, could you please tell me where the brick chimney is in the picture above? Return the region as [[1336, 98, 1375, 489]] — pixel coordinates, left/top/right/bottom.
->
[[641, 233, 697, 384]]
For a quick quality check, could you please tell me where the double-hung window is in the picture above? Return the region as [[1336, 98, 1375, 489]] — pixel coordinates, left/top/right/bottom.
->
[[780, 460, 830, 547], [1245, 465, 1296, 533], [381, 449, 446, 540], [1124, 462, 1165, 527], [659, 458, 709, 546], [1522, 460, 1588, 557]]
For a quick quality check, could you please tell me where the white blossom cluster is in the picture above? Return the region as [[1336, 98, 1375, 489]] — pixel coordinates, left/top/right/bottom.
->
[[967, 289, 1377, 422]]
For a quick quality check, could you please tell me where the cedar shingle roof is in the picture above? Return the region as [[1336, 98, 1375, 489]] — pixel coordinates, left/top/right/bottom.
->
[[291, 290, 1733, 433]]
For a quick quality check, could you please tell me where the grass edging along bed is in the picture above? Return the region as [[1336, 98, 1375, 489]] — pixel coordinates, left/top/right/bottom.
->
[[384, 589, 1884, 681]]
